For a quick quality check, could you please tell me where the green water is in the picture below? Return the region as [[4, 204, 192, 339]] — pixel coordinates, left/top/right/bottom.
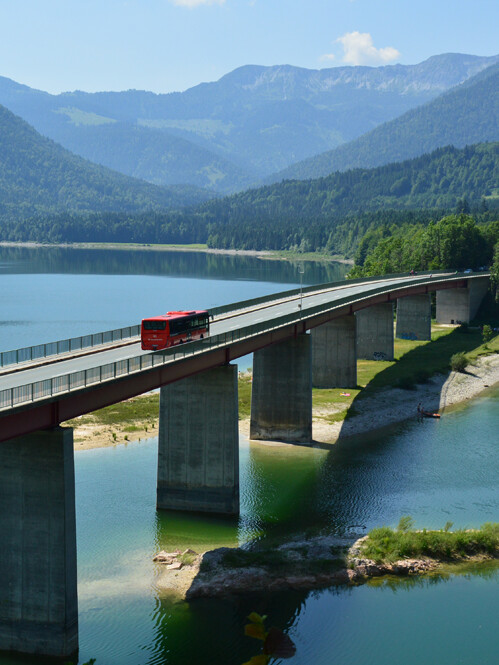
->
[[70, 388, 498, 665], [0, 248, 497, 664]]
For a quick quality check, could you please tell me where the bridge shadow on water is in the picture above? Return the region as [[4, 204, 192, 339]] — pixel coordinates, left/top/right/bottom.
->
[[146, 317, 496, 665]]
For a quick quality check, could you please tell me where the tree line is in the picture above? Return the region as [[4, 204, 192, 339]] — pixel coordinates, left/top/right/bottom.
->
[[348, 214, 499, 283]]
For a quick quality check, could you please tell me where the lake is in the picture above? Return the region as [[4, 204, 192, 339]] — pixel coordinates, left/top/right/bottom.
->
[[0, 246, 497, 665]]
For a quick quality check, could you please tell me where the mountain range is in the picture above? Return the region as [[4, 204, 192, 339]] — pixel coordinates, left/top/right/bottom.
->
[[0, 103, 213, 222], [271, 61, 499, 182], [0, 53, 497, 193]]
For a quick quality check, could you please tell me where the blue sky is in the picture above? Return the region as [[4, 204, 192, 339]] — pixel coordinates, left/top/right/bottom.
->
[[1, 0, 498, 94]]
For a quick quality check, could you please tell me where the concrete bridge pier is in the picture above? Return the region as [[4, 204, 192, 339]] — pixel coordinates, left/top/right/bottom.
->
[[311, 315, 357, 387], [436, 278, 489, 324], [396, 295, 432, 341], [157, 364, 239, 515], [356, 303, 394, 361], [0, 427, 78, 658], [250, 334, 312, 443]]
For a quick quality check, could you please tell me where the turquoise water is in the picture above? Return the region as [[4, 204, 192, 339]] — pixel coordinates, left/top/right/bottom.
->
[[0, 248, 497, 664], [70, 390, 498, 665], [0, 246, 346, 351]]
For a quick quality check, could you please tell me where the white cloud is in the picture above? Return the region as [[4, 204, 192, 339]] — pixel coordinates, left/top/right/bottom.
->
[[336, 31, 400, 66], [171, 0, 226, 7], [320, 53, 336, 62]]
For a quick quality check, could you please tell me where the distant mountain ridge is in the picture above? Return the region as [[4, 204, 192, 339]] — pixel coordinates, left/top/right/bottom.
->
[[0, 53, 496, 192], [0, 103, 213, 222], [270, 61, 499, 182]]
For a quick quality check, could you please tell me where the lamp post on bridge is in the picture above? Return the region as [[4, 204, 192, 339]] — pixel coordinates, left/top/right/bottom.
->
[[298, 263, 304, 317]]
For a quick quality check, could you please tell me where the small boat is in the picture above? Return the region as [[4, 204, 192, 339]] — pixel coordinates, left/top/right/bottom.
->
[[422, 411, 440, 418]]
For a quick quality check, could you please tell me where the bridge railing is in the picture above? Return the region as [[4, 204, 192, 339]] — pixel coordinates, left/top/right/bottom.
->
[[0, 270, 454, 372], [208, 269, 452, 318], [0, 272, 483, 413], [0, 325, 141, 371]]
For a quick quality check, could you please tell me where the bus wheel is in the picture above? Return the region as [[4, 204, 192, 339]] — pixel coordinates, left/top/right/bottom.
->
[[201, 334, 204, 339]]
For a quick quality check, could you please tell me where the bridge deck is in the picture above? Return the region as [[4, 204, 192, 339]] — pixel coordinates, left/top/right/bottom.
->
[[0, 271, 487, 442]]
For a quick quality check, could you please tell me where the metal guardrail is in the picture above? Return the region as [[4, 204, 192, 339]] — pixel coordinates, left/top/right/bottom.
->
[[208, 269, 453, 318], [0, 272, 485, 413], [0, 325, 141, 371], [0, 270, 455, 370]]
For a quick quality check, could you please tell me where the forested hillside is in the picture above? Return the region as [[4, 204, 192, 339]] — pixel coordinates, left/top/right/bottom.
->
[[271, 62, 499, 182], [0, 104, 213, 222], [42, 122, 258, 194], [200, 143, 498, 254], [2, 143, 497, 258]]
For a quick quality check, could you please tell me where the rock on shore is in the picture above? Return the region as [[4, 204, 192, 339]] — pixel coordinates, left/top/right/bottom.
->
[[184, 535, 438, 600]]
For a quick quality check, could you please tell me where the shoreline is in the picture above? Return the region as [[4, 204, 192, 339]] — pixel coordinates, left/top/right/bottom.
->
[[0, 241, 353, 265], [154, 532, 499, 601], [70, 354, 499, 452]]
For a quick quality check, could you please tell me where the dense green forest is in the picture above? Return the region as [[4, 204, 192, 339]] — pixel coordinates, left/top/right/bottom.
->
[[272, 61, 499, 182], [348, 214, 499, 279], [203, 142, 499, 255], [0, 103, 213, 222], [1, 143, 497, 259]]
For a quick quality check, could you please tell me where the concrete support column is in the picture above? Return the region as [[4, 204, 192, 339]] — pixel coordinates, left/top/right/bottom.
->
[[436, 278, 489, 324], [312, 315, 357, 388], [396, 294, 431, 341], [356, 303, 394, 361], [0, 427, 78, 658], [250, 334, 312, 443], [157, 364, 239, 515]]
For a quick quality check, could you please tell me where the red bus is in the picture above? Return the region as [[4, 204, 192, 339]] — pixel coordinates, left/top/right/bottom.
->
[[141, 310, 210, 351]]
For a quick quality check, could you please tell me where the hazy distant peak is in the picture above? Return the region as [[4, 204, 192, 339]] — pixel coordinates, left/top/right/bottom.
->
[[209, 53, 499, 100]]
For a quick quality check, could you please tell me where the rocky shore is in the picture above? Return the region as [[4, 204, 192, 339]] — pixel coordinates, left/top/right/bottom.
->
[[153, 534, 453, 600], [153, 529, 499, 600]]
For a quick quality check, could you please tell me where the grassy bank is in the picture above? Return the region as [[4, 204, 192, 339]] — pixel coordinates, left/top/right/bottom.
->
[[264, 249, 352, 264], [65, 320, 498, 439], [360, 518, 499, 563], [61, 242, 209, 252]]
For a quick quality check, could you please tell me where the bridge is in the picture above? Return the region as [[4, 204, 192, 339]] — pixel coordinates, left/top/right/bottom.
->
[[0, 270, 490, 658]]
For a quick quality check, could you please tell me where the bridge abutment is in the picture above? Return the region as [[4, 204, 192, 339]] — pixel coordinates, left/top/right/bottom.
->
[[356, 303, 394, 361], [250, 334, 312, 442], [0, 427, 78, 658], [436, 278, 489, 324], [311, 315, 357, 387], [396, 295, 432, 341], [157, 365, 239, 514]]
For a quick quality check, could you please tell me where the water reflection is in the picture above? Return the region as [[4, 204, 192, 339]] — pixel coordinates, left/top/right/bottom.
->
[[0, 246, 348, 285], [146, 590, 310, 665]]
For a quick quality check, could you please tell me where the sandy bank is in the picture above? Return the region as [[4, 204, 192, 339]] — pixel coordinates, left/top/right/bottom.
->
[[70, 354, 499, 452], [0, 241, 352, 264], [240, 354, 499, 446]]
